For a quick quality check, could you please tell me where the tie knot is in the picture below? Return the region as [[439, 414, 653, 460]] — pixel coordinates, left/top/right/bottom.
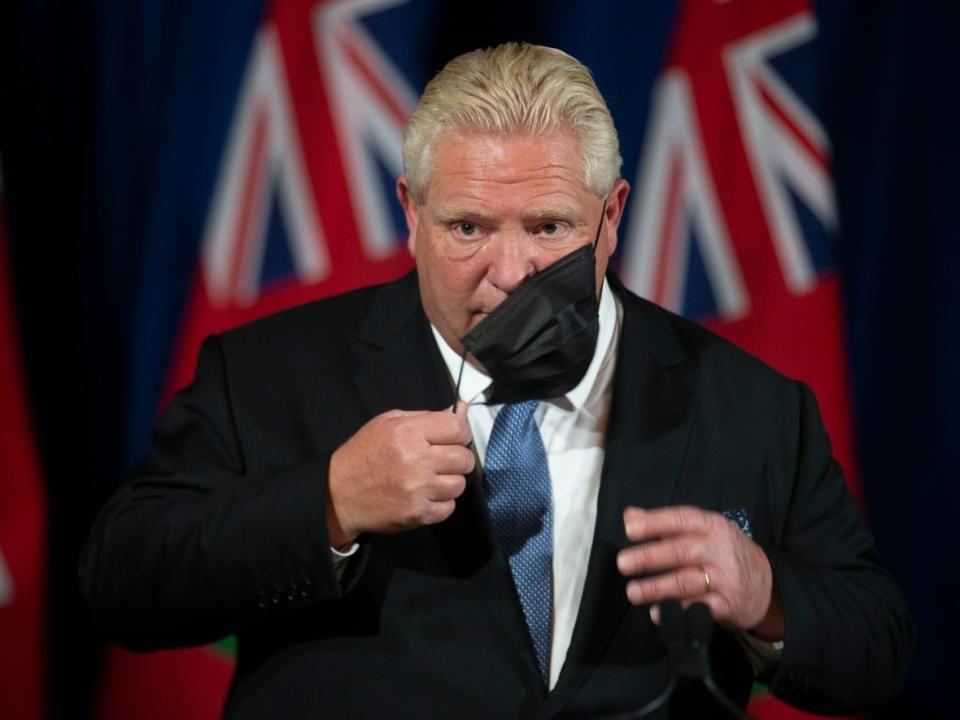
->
[[495, 400, 539, 427]]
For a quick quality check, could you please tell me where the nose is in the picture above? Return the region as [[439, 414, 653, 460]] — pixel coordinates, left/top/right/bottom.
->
[[485, 231, 538, 295]]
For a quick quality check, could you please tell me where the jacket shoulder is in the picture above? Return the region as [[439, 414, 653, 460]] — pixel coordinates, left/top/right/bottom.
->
[[219, 281, 383, 351], [618, 281, 799, 400]]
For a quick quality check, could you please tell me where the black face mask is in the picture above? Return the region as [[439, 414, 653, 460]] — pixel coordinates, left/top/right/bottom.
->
[[457, 205, 606, 405]]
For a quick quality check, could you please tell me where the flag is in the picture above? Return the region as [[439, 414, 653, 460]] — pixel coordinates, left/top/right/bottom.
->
[[619, 2, 859, 716], [164, 0, 417, 400], [0, 159, 47, 720], [621, 0, 859, 499], [97, 1, 418, 717]]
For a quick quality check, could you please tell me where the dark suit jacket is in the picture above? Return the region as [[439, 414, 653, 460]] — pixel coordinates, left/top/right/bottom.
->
[[80, 271, 912, 718]]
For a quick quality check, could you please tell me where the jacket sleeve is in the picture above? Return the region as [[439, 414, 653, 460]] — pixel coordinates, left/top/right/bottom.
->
[[762, 382, 914, 713], [78, 335, 367, 651]]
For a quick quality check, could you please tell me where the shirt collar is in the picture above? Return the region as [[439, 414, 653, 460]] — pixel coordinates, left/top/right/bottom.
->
[[431, 277, 619, 412]]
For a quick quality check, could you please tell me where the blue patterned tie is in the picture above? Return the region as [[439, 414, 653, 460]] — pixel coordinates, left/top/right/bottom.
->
[[483, 400, 553, 685]]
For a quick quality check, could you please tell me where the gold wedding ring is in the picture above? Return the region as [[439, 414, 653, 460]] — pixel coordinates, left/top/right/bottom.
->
[[701, 567, 711, 594]]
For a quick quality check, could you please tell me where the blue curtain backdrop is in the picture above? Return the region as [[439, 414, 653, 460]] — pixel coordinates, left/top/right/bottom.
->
[[0, 1, 955, 716]]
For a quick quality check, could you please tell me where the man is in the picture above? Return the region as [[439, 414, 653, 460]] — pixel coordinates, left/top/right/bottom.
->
[[81, 43, 912, 718]]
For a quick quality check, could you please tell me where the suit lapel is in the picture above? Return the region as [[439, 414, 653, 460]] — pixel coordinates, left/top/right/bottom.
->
[[352, 272, 542, 689], [352, 271, 455, 417], [544, 282, 699, 716], [352, 271, 494, 573]]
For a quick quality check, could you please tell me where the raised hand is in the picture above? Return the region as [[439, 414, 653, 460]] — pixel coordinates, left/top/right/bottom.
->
[[326, 402, 475, 548]]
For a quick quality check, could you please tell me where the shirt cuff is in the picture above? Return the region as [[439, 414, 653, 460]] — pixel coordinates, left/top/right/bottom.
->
[[330, 542, 359, 580], [738, 631, 784, 676], [330, 543, 359, 560]]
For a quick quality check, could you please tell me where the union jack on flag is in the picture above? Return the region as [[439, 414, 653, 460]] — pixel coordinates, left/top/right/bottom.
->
[[621, 0, 860, 508], [623, 1, 836, 318], [166, 0, 420, 399], [628, 8, 861, 715]]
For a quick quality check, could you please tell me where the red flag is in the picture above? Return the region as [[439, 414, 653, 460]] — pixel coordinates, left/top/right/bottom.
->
[[621, 1, 860, 717], [96, 2, 414, 717], [164, 0, 414, 402], [95, 644, 234, 720], [0, 164, 47, 720]]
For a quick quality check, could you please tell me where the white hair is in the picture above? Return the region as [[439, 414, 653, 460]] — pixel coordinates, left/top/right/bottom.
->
[[402, 42, 622, 202]]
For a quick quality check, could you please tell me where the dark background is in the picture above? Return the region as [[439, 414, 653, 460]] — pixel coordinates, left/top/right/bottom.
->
[[1, 1, 956, 717]]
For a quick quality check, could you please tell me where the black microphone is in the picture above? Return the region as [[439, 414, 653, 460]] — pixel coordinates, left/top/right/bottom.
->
[[659, 598, 686, 645], [684, 603, 752, 720], [685, 601, 714, 644], [665, 599, 704, 681]]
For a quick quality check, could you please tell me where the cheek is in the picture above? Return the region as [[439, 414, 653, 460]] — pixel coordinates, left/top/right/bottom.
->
[[419, 253, 483, 308], [430, 245, 485, 289], [438, 265, 486, 310]]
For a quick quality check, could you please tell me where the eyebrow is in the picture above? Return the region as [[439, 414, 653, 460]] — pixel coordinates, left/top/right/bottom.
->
[[521, 204, 586, 225], [432, 204, 587, 226], [433, 207, 496, 225]]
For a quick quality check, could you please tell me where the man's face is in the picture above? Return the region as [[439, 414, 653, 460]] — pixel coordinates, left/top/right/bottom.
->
[[397, 129, 630, 355]]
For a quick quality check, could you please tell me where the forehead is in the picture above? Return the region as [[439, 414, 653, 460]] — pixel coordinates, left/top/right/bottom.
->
[[422, 129, 593, 212]]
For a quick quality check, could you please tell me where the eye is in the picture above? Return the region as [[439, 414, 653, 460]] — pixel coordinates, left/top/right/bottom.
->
[[540, 222, 561, 235], [457, 223, 477, 237]]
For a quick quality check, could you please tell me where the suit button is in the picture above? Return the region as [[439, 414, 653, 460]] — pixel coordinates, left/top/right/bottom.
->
[[270, 594, 281, 606], [256, 595, 269, 609], [297, 581, 314, 599]]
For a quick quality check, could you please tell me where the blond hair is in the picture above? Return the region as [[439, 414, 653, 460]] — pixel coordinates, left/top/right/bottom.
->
[[402, 42, 622, 202]]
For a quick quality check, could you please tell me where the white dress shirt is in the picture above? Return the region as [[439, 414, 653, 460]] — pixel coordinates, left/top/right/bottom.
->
[[432, 279, 621, 690]]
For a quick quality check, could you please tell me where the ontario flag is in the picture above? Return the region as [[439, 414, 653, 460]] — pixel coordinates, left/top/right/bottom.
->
[[0, 160, 47, 719], [620, 1, 859, 716], [95, 1, 860, 719], [96, 1, 416, 718]]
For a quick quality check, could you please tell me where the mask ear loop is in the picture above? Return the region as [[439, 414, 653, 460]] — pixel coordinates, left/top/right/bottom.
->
[[451, 351, 467, 413], [594, 198, 608, 305]]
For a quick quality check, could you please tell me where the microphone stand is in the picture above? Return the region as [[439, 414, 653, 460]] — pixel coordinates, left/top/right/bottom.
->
[[597, 601, 754, 720]]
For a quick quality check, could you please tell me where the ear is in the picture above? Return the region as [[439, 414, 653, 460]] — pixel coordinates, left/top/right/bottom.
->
[[602, 178, 631, 256], [396, 176, 420, 257]]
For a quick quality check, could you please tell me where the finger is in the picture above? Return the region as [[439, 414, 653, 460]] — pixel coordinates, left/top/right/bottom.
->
[[418, 408, 473, 446], [623, 505, 712, 542], [430, 444, 476, 475], [427, 474, 467, 502], [625, 565, 712, 606], [616, 537, 704, 577], [422, 499, 456, 525], [649, 604, 661, 625]]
